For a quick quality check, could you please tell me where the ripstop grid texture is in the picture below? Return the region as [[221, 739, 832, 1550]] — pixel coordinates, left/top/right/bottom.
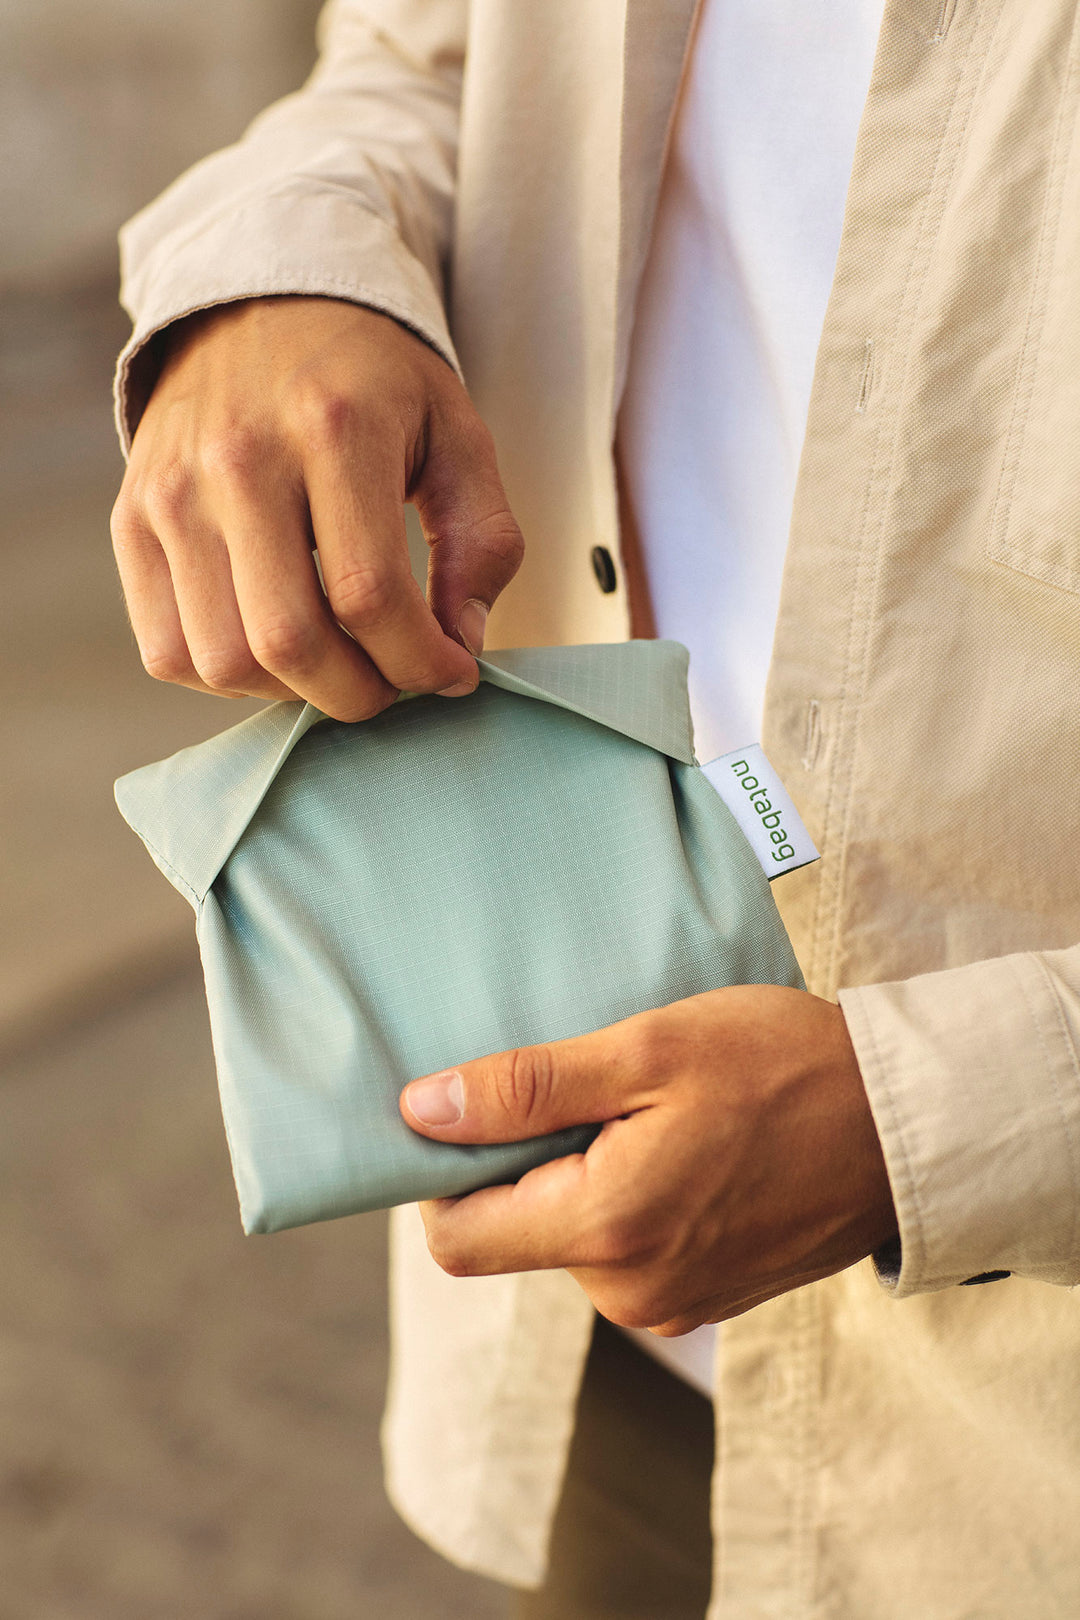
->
[[196, 683, 803, 1233]]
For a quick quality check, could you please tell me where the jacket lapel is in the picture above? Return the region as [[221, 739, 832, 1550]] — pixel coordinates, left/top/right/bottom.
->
[[613, 0, 702, 414]]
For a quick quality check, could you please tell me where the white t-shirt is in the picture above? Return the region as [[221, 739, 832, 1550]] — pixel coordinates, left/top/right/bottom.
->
[[617, 0, 886, 1395]]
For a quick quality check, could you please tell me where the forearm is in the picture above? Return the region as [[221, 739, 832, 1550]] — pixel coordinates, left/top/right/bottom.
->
[[116, 0, 468, 447]]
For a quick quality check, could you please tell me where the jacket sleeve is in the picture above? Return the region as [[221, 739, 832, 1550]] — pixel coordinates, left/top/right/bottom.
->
[[114, 0, 468, 452], [839, 944, 1080, 1296]]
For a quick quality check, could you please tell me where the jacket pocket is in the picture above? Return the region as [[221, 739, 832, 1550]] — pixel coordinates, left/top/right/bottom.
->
[[988, 24, 1080, 596]]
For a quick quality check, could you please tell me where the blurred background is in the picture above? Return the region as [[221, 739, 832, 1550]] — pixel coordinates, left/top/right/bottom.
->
[[0, 4, 503, 1615]]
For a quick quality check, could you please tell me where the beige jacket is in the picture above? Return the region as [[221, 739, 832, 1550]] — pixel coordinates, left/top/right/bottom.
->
[[116, 2, 1080, 1614]]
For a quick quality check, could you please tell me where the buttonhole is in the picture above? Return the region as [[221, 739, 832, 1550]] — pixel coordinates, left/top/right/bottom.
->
[[856, 339, 875, 415], [931, 0, 956, 43], [802, 699, 822, 772]]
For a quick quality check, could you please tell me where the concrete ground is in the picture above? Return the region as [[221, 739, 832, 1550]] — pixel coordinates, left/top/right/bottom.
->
[[0, 287, 508, 1619]]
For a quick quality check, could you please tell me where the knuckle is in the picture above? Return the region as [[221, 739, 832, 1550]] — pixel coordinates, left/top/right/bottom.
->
[[471, 513, 525, 576], [141, 645, 193, 685], [140, 459, 196, 526], [589, 1205, 656, 1271], [109, 490, 145, 549], [192, 647, 256, 693], [330, 687, 399, 725], [326, 564, 402, 633], [494, 1045, 556, 1131], [198, 426, 267, 487], [248, 615, 320, 676], [287, 378, 364, 447]]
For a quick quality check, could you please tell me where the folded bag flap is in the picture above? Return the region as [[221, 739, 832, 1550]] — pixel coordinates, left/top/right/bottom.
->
[[114, 639, 696, 905]]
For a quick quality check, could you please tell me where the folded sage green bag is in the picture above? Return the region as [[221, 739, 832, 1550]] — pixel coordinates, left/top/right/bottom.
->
[[115, 640, 806, 1234]]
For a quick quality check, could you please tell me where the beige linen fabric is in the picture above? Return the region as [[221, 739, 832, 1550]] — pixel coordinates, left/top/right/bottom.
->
[[116, 2, 1080, 1615]]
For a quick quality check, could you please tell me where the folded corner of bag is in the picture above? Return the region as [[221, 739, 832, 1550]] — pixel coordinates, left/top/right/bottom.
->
[[113, 699, 322, 905]]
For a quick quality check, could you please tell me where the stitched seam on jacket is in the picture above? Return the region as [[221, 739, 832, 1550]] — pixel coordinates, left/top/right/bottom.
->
[[816, 8, 999, 995], [612, 0, 702, 415], [793, 1283, 824, 1616], [1025, 954, 1080, 1271], [932, 0, 957, 45], [853, 987, 927, 1291], [125, 180, 417, 302], [806, 27, 972, 989], [465, 1277, 563, 1579], [125, 274, 449, 351], [985, 7, 1080, 590]]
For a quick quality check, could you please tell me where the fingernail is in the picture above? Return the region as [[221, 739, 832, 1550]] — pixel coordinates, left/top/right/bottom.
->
[[406, 1070, 464, 1126], [436, 678, 476, 698], [457, 599, 488, 655]]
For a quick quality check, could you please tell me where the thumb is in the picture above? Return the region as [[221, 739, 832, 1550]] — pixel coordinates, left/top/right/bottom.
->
[[400, 1023, 642, 1145], [413, 406, 524, 654]]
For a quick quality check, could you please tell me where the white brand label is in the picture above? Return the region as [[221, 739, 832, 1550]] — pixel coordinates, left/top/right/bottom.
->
[[701, 744, 819, 880]]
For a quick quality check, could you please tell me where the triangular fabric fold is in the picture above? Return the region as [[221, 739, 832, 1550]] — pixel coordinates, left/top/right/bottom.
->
[[115, 640, 696, 904], [479, 640, 695, 763]]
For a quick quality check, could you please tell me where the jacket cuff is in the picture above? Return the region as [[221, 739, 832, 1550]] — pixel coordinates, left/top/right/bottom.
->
[[838, 950, 1080, 1297], [113, 181, 461, 454]]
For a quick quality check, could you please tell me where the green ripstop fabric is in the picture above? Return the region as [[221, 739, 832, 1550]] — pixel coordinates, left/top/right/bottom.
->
[[115, 641, 804, 1234]]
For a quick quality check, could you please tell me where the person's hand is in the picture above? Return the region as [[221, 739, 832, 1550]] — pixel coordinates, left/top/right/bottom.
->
[[400, 986, 898, 1334], [111, 297, 524, 720]]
